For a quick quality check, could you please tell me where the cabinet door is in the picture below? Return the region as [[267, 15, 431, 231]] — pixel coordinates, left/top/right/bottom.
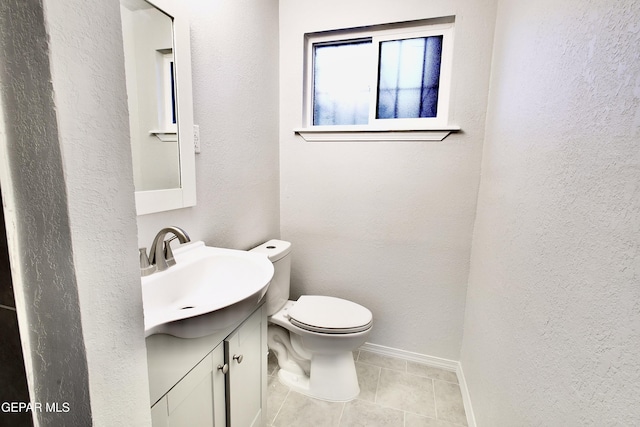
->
[[154, 343, 226, 427], [225, 306, 266, 427]]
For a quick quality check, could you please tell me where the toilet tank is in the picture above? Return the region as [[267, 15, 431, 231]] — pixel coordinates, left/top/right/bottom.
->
[[249, 239, 292, 316]]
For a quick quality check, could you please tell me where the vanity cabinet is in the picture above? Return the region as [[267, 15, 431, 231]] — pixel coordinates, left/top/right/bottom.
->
[[147, 304, 267, 427], [225, 306, 265, 426], [150, 343, 225, 427]]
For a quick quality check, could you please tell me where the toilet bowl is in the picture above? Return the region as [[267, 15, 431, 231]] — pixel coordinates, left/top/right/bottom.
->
[[249, 240, 373, 402]]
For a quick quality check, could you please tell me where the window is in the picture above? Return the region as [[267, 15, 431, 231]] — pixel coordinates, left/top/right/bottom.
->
[[149, 50, 178, 142], [300, 20, 458, 141], [160, 50, 177, 132]]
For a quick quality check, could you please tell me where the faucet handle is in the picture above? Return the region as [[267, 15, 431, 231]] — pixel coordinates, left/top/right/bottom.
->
[[139, 247, 156, 276], [164, 236, 179, 267]]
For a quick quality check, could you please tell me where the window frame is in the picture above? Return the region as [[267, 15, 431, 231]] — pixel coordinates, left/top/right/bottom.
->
[[301, 21, 458, 138]]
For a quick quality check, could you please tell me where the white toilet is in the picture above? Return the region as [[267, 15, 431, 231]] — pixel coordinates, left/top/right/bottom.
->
[[250, 239, 373, 402]]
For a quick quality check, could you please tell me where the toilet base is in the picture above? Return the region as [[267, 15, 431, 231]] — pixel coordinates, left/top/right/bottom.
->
[[277, 351, 360, 402]]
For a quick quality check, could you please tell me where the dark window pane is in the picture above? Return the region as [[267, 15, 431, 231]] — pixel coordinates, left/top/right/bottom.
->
[[170, 61, 176, 124], [377, 35, 443, 119]]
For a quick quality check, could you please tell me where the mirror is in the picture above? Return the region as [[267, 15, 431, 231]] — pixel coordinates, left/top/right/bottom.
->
[[120, 0, 196, 215]]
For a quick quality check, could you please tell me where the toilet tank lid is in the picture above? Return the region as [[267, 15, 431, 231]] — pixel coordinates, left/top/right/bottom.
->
[[249, 239, 292, 262]]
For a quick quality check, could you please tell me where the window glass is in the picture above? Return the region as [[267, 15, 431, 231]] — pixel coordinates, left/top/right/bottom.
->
[[377, 35, 443, 119], [313, 40, 372, 126], [306, 21, 453, 130], [169, 60, 176, 124]]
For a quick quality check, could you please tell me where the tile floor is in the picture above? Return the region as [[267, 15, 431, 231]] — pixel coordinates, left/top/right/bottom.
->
[[267, 349, 468, 427]]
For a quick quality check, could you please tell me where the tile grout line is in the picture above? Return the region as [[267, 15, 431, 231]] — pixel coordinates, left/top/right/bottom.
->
[[270, 381, 291, 426], [356, 353, 460, 385], [373, 365, 382, 405], [403, 410, 469, 427], [336, 401, 346, 427], [432, 378, 438, 421], [360, 361, 460, 384], [357, 361, 405, 371], [432, 378, 469, 427]]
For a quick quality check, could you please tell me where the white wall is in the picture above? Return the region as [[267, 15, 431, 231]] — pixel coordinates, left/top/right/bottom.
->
[[1, 0, 279, 425], [34, 0, 150, 426], [136, 0, 280, 252], [279, 0, 497, 359], [460, 0, 640, 425], [0, 1, 96, 425]]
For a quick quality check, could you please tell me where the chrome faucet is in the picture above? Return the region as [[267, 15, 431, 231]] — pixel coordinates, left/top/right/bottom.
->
[[148, 226, 191, 272]]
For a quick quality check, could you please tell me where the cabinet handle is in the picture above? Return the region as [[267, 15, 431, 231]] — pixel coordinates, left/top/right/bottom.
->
[[233, 354, 243, 364], [217, 364, 229, 374]]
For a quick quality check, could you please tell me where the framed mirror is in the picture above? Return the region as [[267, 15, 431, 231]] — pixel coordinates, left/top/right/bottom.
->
[[120, 0, 196, 215]]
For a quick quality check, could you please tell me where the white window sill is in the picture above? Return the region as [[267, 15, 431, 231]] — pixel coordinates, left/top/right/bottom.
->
[[294, 126, 461, 142], [149, 130, 178, 142]]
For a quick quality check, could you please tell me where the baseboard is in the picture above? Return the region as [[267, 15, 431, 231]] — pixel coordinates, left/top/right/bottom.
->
[[359, 342, 459, 371], [456, 362, 477, 427], [359, 342, 476, 427]]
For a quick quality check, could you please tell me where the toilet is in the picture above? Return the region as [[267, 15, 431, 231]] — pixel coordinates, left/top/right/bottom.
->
[[249, 239, 373, 402]]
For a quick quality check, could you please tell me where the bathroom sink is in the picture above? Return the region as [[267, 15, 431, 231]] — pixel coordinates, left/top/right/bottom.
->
[[141, 241, 274, 338]]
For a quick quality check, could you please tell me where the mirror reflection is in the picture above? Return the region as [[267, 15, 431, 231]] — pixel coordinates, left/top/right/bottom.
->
[[120, 0, 181, 192]]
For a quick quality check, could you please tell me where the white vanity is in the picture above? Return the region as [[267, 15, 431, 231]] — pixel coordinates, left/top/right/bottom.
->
[[141, 241, 274, 426], [147, 304, 267, 427]]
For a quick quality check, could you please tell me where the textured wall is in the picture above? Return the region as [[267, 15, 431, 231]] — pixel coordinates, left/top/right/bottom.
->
[[0, 196, 32, 427], [279, 0, 497, 359], [136, 0, 280, 252], [42, 0, 153, 424], [460, 0, 640, 424], [0, 0, 94, 425]]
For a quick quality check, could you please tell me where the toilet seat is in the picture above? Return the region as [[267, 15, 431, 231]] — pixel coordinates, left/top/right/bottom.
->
[[287, 295, 373, 334]]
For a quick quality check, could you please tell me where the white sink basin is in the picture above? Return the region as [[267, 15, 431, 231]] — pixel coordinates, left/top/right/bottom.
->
[[142, 241, 274, 338]]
